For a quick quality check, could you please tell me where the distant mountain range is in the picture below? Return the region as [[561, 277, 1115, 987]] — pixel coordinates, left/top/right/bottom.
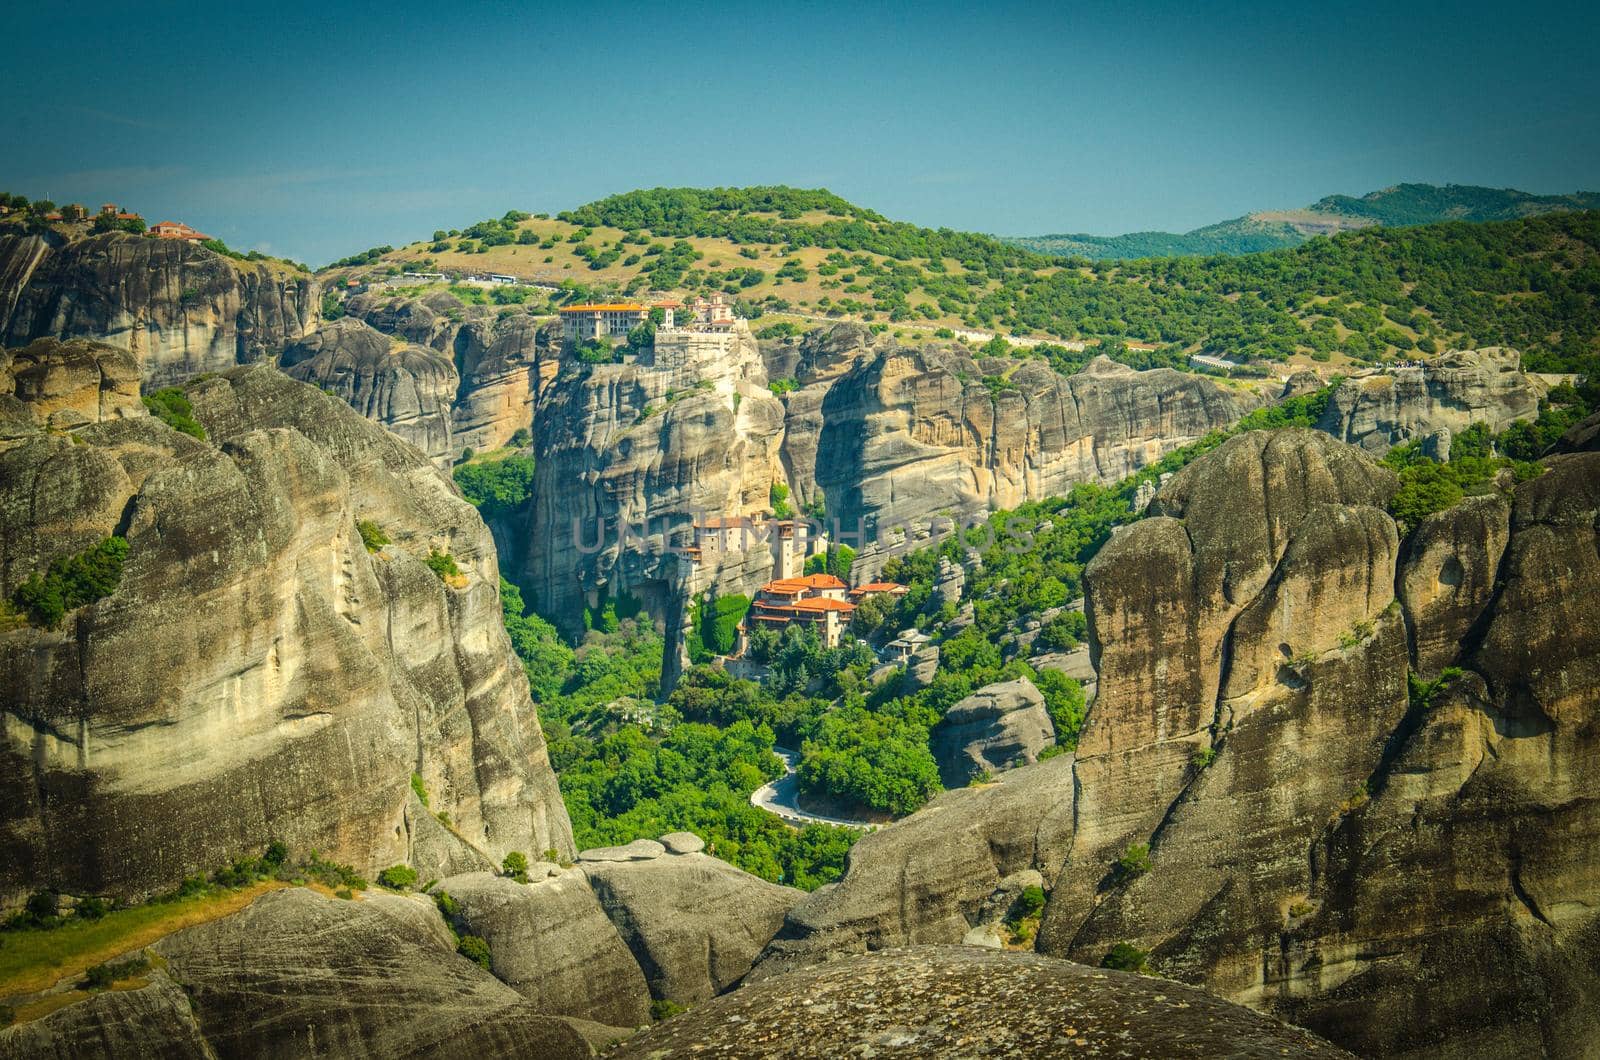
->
[[1004, 183, 1600, 260]]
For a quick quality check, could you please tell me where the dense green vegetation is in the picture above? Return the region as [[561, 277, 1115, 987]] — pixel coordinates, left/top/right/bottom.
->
[[1308, 183, 1600, 226], [10, 537, 129, 628], [142, 387, 206, 439], [1381, 379, 1593, 530], [451, 453, 536, 518], [494, 578, 857, 889], [1008, 217, 1306, 260]]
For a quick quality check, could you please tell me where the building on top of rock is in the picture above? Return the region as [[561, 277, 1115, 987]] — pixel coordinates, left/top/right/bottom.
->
[[148, 220, 213, 242], [559, 301, 678, 343], [743, 573, 855, 649], [692, 514, 825, 581], [689, 292, 735, 324], [849, 581, 909, 602]]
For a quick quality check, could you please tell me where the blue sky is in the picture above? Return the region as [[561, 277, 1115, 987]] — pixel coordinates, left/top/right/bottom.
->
[[5, 0, 1598, 264]]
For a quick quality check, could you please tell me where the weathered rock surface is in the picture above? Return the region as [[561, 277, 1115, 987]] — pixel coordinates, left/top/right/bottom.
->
[[617, 947, 1352, 1059], [523, 322, 785, 640], [583, 850, 802, 1004], [0, 232, 317, 386], [930, 677, 1055, 787], [1551, 409, 1600, 453], [0, 354, 572, 904], [0, 336, 143, 435], [753, 753, 1076, 979], [282, 317, 461, 464], [809, 349, 1253, 557], [747, 430, 1600, 1057], [436, 871, 651, 1028], [340, 292, 557, 461], [1316, 347, 1545, 451], [148, 887, 599, 1059], [1052, 438, 1600, 1055], [0, 977, 212, 1059]]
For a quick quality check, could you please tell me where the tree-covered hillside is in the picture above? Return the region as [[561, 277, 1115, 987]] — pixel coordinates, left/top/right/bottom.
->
[[1007, 183, 1600, 261], [1308, 183, 1600, 226], [340, 188, 1600, 375]]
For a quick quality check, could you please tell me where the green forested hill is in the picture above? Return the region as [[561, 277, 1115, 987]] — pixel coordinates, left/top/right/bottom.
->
[[1309, 183, 1600, 226], [349, 187, 1600, 374], [1009, 183, 1600, 260]]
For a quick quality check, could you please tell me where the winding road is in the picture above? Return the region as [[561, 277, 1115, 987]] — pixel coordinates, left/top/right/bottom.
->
[[751, 747, 876, 830]]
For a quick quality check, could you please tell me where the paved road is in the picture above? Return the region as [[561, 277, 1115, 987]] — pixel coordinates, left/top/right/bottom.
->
[[751, 747, 875, 830]]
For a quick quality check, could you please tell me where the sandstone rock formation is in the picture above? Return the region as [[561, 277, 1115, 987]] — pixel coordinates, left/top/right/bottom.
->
[[808, 349, 1253, 557], [754, 754, 1076, 979], [930, 677, 1055, 787], [281, 317, 461, 464], [1316, 347, 1545, 451], [0, 348, 572, 904], [0, 336, 143, 435], [584, 848, 802, 1005], [0, 232, 317, 386], [750, 429, 1600, 1057], [522, 322, 785, 641], [434, 870, 652, 1028], [616, 947, 1352, 1059], [147, 887, 602, 1059], [342, 290, 557, 459]]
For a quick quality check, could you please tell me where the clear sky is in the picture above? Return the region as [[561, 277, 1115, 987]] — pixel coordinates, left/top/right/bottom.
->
[[6, 0, 1598, 265]]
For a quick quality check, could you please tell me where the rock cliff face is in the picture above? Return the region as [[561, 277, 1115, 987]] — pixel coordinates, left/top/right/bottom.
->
[[796, 340, 1254, 577], [0, 232, 317, 386], [522, 323, 785, 635], [0, 344, 572, 904], [342, 291, 556, 459], [282, 317, 461, 464], [1317, 347, 1545, 450], [752, 428, 1600, 1058]]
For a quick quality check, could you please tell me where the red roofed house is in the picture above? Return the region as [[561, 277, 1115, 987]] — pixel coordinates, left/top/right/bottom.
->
[[149, 221, 212, 242], [743, 572, 855, 649]]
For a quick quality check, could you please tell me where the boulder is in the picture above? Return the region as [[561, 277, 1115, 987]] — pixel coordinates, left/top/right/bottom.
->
[[0, 337, 143, 430], [615, 947, 1352, 1059], [583, 851, 801, 1004], [150, 887, 598, 1059], [577, 839, 665, 863], [658, 831, 704, 854], [435, 871, 651, 1028], [930, 678, 1056, 787]]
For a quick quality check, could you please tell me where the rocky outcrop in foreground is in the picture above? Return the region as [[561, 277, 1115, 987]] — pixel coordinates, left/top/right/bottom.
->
[[0, 232, 317, 386], [614, 946, 1351, 1058], [753, 428, 1600, 1058], [0, 343, 572, 904], [0, 887, 610, 1060]]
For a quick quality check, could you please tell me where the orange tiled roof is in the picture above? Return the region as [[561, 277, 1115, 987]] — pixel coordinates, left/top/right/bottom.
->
[[789, 597, 855, 613], [850, 582, 906, 595], [558, 303, 647, 314]]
